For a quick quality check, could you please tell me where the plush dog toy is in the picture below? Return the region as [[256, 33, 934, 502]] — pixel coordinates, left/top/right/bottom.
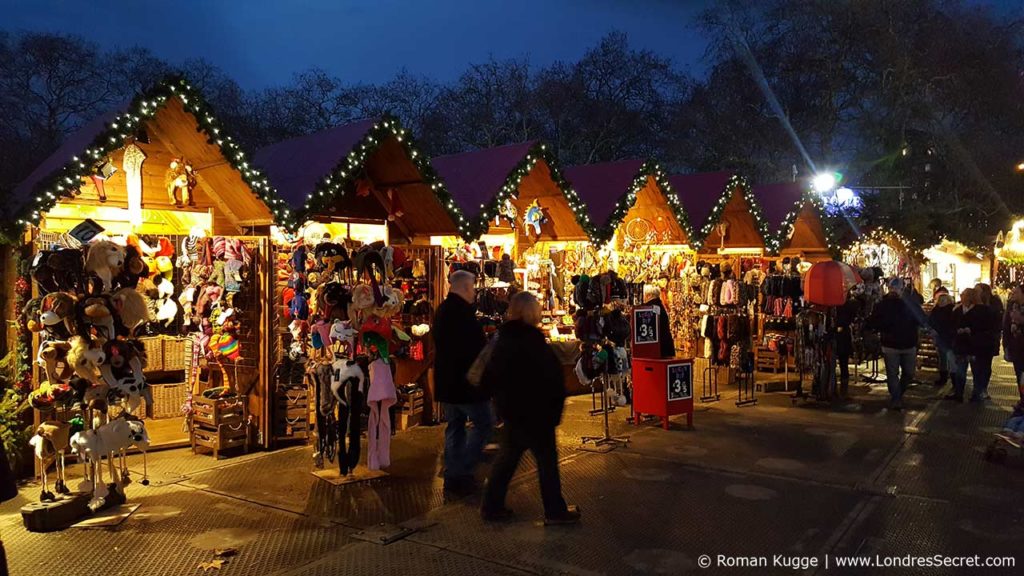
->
[[85, 240, 126, 293], [67, 335, 106, 385], [111, 287, 151, 337], [37, 340, 73, 386], [113, 244, 148, 289], [78, 296, 119, 340], [314, 242, 350, 276], [101, 339, 149, 414]]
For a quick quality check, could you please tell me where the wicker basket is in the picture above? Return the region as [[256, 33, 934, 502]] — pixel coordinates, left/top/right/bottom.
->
[[150, 382, 187, 418], [139, 336, 164, 372], [162, 337, 189, 372]]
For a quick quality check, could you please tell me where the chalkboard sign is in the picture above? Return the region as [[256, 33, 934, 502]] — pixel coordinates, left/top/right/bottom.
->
[[667, 362, 692, 401], [633, 307, 659, 345]]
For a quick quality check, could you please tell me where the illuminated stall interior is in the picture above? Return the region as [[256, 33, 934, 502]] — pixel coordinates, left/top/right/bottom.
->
[[255, 117, 465, 427], [753, 182, 833, 261], [922, 240, 987, 299], [993, 219, 1024, 291], [10, 78, 286, 449], [843, 228, 920, 286]]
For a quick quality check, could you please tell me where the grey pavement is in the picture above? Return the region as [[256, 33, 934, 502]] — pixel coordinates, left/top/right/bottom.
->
[[3, 361, 1023, 575]]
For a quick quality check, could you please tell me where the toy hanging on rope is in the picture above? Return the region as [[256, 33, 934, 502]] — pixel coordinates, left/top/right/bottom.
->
[[165, 157, 197, 207]]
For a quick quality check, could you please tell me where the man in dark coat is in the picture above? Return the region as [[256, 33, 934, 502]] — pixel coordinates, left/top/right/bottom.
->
[[433, 270, 492, 493], [866, 278, 923, 410], [643, 285, 675, 359]]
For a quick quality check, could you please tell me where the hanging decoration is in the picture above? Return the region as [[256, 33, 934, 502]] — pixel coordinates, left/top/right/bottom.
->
[[386, 188, 404, 221], [164, 157, 197, 208], [122, 143, 146, 228], [593, 160, 695, 247], [693, 175, 771, 252], [842, 228, 919, 280], [496, 198, 518, 227], [523, 199, 548, 236], [8, 75, 298, 236]]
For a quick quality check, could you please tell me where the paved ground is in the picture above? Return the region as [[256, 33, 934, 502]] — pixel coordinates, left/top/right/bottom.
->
[[3, 361, 1023, 575]]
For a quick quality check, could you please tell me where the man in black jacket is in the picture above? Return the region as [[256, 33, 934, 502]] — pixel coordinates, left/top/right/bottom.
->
[[433, 270, 492, 494], [643, 285, 676, 359], [867, 278, 923, 410]]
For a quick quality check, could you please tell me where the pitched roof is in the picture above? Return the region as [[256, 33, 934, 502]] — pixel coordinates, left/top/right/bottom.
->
[[752, 181, 806, 235], [253, 119, 378, 209], [10, 108, 125, 218], [563, 159, 646, 228], [431, 141, 537, 220], [667, 171, 734, 232]]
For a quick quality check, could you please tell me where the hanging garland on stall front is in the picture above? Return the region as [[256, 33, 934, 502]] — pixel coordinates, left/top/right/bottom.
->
[[768, 191, 841, 257], [471, 142, 599, 243], [8, 75, 298, 235], [593, 160, 695, 247], [299, 115, 476, 241], [694, 174, 772, 251]]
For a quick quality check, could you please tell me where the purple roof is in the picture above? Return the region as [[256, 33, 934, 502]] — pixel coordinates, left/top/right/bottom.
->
[[667, 171, 734, 231], [563, 160, 646, 228], [431, 141, 537, 219], [752, 182, 805, 235], [10, 108, 125, 219], [253, 118, 378, 209]]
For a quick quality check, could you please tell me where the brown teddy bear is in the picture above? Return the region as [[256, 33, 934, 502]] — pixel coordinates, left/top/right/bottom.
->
[[85, 240, 126, 293]]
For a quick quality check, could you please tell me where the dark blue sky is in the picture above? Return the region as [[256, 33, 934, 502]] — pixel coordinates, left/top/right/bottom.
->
[[2, 0, 715, 89]]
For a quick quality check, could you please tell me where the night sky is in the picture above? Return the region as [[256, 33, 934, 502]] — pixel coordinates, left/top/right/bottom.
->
[[3, 0, 714, 88]]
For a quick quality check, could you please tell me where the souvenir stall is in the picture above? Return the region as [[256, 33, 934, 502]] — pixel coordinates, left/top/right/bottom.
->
[[7, 77, 289, 523], [433, 142, 598, 393], [842, 229, 920, 290], [992, 221, 1024, 292], [796, 261, 862, 401], [255, 117, 463, 473], [921, 240, 987, 299], [670, 173, 770, 401]]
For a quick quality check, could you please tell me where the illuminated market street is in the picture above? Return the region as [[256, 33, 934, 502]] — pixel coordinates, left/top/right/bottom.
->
[[4, 361, 1022, 575]]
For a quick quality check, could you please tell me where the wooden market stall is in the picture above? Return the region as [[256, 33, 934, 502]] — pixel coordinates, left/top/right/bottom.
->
[[432, 142, 595, 392], [8, 76, 290, 459], [752, 182, 833, 261], [254, 117, 465, 432]]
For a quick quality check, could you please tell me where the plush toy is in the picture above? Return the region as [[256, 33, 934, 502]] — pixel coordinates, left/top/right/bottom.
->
[[38, 292, 77, 339], [30, 248, 86, 294], [30, 421, 73, 501], [100, 339, 149, 414], [330, 360, 365, 407], [113, 245, 148, 289], [374, 286, 405, 318], [85, 240, 126, 293], [165, 158, 197, 207], [354, 246, 386, 306], [110, 287, 151, 337], [290, 279, 309, 321], [79, 296, 119, 340], [314, 242, 350, 276], [211, 316, 241, 361], [37, 340, 73, 386], [66, 335, 106, 385], [319, 282, 351, 322]]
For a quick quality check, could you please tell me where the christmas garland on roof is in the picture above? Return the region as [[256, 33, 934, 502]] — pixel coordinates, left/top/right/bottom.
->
[[595, 160, 696, 247], [694, 174, 771, 251], [768, 191, 841, 257], [10, 74, 298, 233], [299, 115, 475, 241], [470, 142, 598, 242]]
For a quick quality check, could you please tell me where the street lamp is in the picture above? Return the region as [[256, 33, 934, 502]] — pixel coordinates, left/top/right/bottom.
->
[[812, 172, 839, 195], [1016, 162, 1024, 172]]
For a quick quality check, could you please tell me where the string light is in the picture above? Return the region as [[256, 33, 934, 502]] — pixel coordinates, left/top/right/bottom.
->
[[6, 75, 297, 235], [693, 175, 771, 252], [768, 189, 840, 257], [300, 115, 474, 240], [595, 161, 695, 246]]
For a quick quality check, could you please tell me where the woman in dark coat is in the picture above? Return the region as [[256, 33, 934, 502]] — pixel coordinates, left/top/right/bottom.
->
[[929, 292, 957, 387], [480, 291, 580, 525], [948, 288, 996, 402], [972, 283, 1000, 401]]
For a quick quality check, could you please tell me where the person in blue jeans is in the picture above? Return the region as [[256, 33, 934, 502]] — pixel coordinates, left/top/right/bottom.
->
[[867, 278, 923, 411], [432, 270, 493, 495], [946, 288, 997, 402]]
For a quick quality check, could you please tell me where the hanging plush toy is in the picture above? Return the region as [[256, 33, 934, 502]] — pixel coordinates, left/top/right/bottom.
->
[[165, 158, 197, 207], [386, 188, 404, 221], [523, 199, 547, 236], [66, 335, 106, 385], [110, 287, 151, 337], [37, 292, 77, 339], [85, 241, 126, 293]]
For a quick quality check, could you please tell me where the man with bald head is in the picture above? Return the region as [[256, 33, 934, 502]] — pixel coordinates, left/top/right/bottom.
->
[[433, 269, 492, 495]]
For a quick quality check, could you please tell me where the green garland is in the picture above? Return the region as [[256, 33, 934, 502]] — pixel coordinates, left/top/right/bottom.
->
[[8, 74, 298, 234], [694, 174, 771, 251], [471, 142, 598, 242], [768, 190, 841, 257], [299, 115, 475, 241], [593, 160, 695, 247]]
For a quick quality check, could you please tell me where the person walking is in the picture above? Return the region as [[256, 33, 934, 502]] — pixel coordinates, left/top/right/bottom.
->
[[480, 291, 580, 525], [866, 278, 922, 410], [972, 283, 1000, 401], [835, 290, 860, 399], [929, 292, 957, 387], [1003, 286, 1024, 399], [433, 270, 493, 494]]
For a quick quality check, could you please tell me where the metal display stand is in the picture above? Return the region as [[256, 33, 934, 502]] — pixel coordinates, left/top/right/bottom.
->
[[700, 366, 720, 402], [736, 369, 757, 406], [581, 374, 630, 453]]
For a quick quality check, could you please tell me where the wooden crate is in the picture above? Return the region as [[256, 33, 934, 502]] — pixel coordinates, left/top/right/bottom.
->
[[755, 346, 783, 373], [139, 336, 164, 372], [191, 423, 250, 459], [150, 382, 186, 419], [191, 395, 246, 428], [162, 337, 190, 372], [274, 386, 310, 441]]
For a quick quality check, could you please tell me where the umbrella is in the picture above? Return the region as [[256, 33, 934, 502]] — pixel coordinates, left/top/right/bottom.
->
[[803, 261, 863, 306]]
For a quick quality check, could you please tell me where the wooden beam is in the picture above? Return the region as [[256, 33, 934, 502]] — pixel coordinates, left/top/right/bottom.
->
[[371, 188, 412, 241]]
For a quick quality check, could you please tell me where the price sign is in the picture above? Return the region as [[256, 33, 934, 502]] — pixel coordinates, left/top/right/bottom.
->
[[633, 307, 659, 345], [667, 362, 692, 401]]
